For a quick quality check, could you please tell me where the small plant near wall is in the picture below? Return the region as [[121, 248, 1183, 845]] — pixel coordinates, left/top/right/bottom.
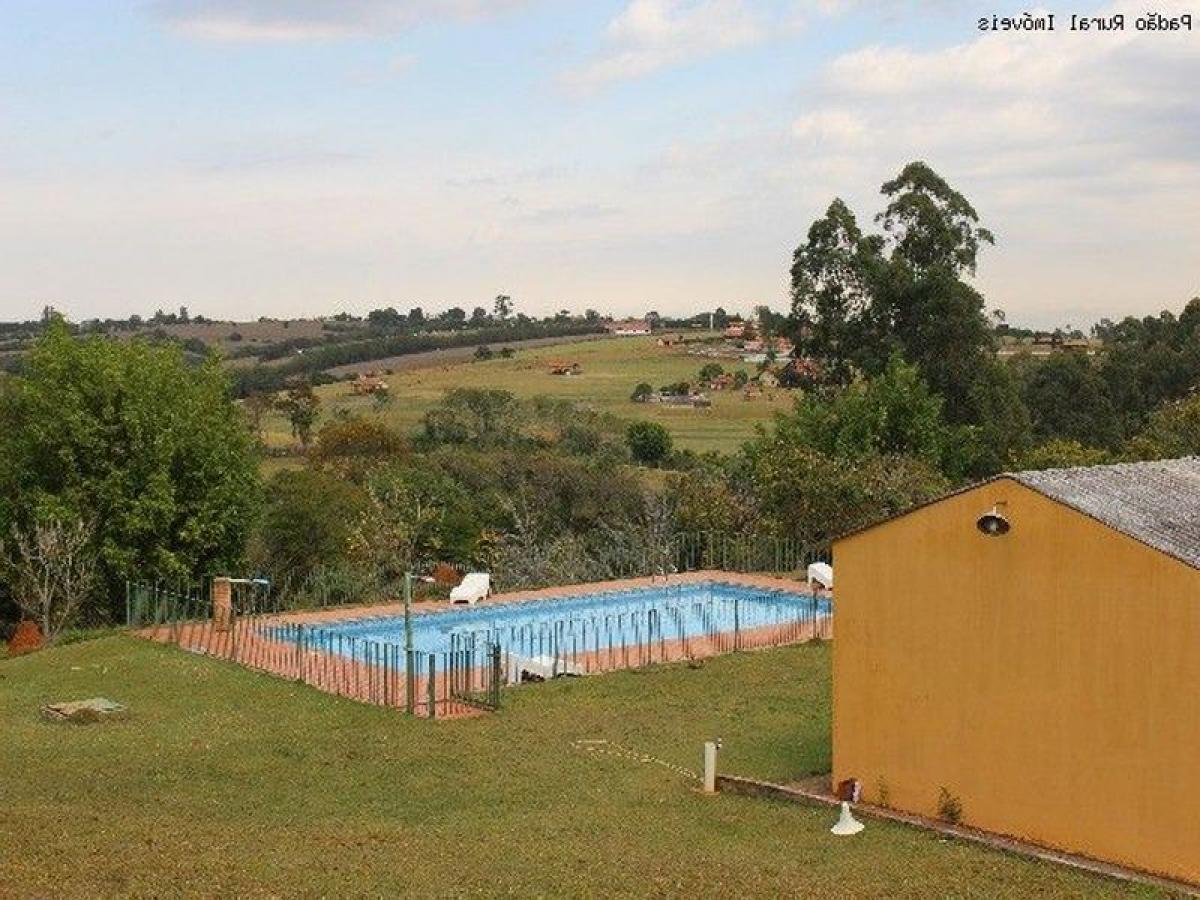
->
[[876, 778, 891, 809], [937, 787, 963, 825]]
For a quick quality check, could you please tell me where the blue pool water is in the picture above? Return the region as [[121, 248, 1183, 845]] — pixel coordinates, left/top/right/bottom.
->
[[277, 581, 829, 668]]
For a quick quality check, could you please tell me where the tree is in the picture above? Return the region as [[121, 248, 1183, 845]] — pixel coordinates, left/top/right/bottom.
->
[[1022, 353, 1121, 449], [877, 160, 995, 277], [308, 416, 407, 482], [1014, 439, 1111, 471], [422, 389, 521, 447], [242, 392, 274, 442], [786, 163, 998, 418], [788, 198, 885, 384], [626, 421, 673, 466], [698, 363, 725, 383], [630, 382, 654, 403], [6, 518, 98, 641], [347, 469, 446, 584], [775, 355, 973, 478], [738, 439, 947, 547], [1125, 393, 1200, 460], [961, 358, 1032, 476], [713, 307, 729, 329], [251, 470, 364, 584], [277, 383, 321, 448], [0, 320, 260, 619], [493, 294, 513, 321], [470, 306, 489, 326]]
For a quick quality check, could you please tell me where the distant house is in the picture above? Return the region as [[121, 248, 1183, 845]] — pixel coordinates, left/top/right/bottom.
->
[[548, 360, 582, 376], [778, 356, 819, 387], [833, 458, 1200, 885], [351, 373, 389, 395], [606, 319, 652, 336], [755, 370, 780, 389], [649, 391, 711, 408], [723, 322, 747, 339]]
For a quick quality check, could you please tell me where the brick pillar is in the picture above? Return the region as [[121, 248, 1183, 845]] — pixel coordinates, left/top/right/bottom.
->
[[212, 577, 233, 632]]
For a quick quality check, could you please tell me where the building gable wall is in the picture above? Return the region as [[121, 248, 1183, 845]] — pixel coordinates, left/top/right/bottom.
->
[[832, 478, 1200, 883]]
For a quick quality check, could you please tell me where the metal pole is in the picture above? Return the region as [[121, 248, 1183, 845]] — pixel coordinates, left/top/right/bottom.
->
[[404, 571, 414, 658]]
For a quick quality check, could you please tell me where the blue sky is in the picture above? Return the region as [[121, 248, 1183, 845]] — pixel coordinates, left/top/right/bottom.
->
[[1, 1, 1197, 328]]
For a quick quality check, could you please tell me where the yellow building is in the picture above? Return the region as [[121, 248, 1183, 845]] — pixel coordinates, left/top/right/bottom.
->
[[832, 457, 1200, 885]]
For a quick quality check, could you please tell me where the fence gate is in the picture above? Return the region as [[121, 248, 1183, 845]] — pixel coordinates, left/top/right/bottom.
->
[[447, 634, 503, 711]]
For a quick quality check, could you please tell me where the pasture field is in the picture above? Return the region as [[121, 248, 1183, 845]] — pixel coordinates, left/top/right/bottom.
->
[[0, 638, 1153, 899], [262, 335, 788, 455]]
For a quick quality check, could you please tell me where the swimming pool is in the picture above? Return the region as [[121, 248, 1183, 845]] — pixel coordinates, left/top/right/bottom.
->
[[277, 580, 830, 672]]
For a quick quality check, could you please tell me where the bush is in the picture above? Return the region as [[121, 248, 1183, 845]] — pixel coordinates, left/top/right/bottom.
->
[[1014, 439, 1110, 471], [626, 421, 673, 466], [309, 416, 407, 481], [630, 382, 653, 403]]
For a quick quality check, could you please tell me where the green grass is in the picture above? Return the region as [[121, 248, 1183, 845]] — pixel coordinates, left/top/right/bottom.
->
[[262, 336, 784, 455], [0, 638, 1160, 898]]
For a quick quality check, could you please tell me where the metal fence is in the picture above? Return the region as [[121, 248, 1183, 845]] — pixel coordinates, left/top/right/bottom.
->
[[439, 586, 831, 680], [128, 581, 502, 719], [124, 531, 830, 718]]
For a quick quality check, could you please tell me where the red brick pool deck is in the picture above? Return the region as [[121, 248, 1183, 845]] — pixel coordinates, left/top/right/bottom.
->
[[140, 571, 831, 718]]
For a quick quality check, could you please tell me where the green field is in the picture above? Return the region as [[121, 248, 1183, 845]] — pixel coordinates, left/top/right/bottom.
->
[[263, 336, 787, 456], [0, 638, 1155, 898]]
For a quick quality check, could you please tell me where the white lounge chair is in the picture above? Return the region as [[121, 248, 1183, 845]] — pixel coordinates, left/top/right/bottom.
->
[[450, 572, 490, 605], [807, 562, 834, 591]]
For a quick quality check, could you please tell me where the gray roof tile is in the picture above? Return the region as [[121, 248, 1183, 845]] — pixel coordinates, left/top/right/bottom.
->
[[1011, 457, 1200, 570]]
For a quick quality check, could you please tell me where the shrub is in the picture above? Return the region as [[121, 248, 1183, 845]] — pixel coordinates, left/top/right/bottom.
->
[[626, 421, 673, 466], [937, 787, 963, 824]]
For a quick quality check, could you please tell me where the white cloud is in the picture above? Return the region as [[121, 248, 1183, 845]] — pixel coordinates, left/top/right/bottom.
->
[[562, 0, 766, 92], [791, 109, 866, 147], [154, 0, 529, 42]]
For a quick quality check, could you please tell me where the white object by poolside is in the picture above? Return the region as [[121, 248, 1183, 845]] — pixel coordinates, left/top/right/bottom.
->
[[505, 653, 583, 683], [830, 801, 864, 836], [450, 572, 490, 605], [807, 562, 834, 590]]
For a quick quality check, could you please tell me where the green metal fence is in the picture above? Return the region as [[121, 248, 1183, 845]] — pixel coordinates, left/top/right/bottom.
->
[[128, 580, 502, 718]]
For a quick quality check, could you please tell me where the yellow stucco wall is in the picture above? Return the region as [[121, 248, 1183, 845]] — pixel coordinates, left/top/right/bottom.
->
[[832, 478, 1200, 884]]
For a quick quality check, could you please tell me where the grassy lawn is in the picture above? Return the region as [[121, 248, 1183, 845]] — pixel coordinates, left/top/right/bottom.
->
[[261, 336, 785, 456], [0, 638, 1160, 898]]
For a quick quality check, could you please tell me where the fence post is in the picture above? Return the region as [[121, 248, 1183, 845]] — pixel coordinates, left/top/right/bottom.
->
[[733, 595, 741, 651], [406, 651, 416, 715], [427, 654, 437, 720], [491, 644, 502, 709]]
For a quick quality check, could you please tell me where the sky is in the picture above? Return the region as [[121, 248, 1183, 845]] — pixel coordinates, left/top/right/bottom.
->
[[0, 1, 1196, 329]]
